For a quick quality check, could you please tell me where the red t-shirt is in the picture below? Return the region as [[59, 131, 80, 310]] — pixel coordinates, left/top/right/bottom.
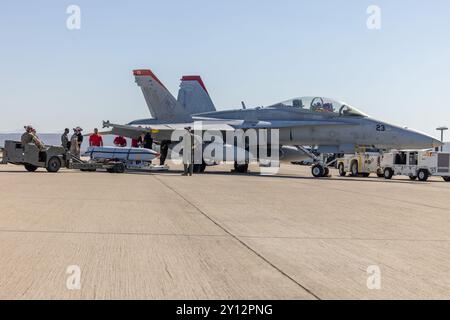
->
[[89, 134, 103, 147], [114, 136, 127, 147]]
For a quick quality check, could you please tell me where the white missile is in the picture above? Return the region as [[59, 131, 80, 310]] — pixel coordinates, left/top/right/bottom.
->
[[83, 146, 160, 162]]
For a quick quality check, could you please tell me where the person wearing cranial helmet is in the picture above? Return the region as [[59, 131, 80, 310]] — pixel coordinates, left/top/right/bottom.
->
[[21, 125, 44, 150]]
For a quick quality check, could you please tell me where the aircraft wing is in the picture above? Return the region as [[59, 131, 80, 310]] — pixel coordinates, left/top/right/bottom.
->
[[102, 121, 236, 139]]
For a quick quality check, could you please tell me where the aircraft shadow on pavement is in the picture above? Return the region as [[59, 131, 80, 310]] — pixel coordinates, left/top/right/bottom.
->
[[1, 168, 446, 185]]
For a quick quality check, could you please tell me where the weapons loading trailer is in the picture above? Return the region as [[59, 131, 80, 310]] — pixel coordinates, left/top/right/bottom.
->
[[0, 140, 125, 173]]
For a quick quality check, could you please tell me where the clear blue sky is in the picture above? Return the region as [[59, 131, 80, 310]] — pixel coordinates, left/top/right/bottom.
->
[[0, 0, 449, 137]]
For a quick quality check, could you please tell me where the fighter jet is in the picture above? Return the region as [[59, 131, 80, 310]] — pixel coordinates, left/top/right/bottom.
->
[[103, 69, 443, 177]]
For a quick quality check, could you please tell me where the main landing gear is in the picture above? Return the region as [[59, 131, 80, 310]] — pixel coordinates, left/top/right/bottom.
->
[[232, 162, 249, 173]]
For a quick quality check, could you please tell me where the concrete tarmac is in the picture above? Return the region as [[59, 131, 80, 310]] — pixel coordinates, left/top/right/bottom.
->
[[1, 163, 450, 300]]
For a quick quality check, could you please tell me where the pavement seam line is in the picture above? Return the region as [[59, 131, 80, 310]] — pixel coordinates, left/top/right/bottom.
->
[[153, 176, 321, 300], [0, 229, 229, 238]]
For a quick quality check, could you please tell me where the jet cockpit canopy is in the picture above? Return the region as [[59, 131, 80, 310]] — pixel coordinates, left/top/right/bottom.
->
[[271, 96, 368, 117]]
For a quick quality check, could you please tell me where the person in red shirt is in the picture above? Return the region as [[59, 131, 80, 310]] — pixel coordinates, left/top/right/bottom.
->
[[89, 128, 104, 147], [114, 136, 127, 147]]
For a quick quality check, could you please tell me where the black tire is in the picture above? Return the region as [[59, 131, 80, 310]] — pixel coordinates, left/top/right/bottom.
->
[[24, 164, 38, 172], [114, 163, 126, 174], [384, 168, 393, 180], [193, 163, 207, 174], [324, 167, 330, 177], [409, 176, 417, 181], [311, 165, 325, 178], [377, 173, 385, 178], [417, 170, 429, 182], [361, 173, 370, 178], [233, 163, 249, 173], [350, 161, 359, 177], [106, 168, 115, 173], [46, 157, 61, 173], [443, 176, 450, 182], [338, 163, 346, 177]]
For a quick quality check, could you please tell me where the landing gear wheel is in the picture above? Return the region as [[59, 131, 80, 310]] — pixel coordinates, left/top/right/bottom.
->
[[409, 176, 417, 181], [350, 161, 359, 177], [418, 170, 429, 182], [338, 164, 346, 177], [24, 164, 38, 172], [384, 168, 393, 180], [193, 163, 207, 174], [46, 157, 61, 173], [233, 162, 249, 173], [443, 176, 450, 182], [311, 165, 325, 178]]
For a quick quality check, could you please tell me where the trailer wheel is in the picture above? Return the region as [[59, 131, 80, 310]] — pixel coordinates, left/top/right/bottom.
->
[[114, 163, 126, 174], [384, 168, 393, 180], [350, 161, 359, 177], [338, 163, 346, 177], [311, 165, 325, 178], [409, 176, 417, 181], [443, 176, 450, 182], [418, 170, 429, 182], [46, 157, 61, 173], [24, 164, 38, 172]]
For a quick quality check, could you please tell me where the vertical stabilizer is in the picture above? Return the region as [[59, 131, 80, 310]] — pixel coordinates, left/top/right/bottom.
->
[[134, 70, 190, 121], [177, 75, 216, 115]]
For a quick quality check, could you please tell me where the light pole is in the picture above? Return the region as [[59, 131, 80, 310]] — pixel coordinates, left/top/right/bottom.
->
[[436, 126, 448, 152]]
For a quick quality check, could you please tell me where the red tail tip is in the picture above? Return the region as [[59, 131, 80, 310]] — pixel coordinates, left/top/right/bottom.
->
[[133, 69, 166, 89], [181, 75, 208, 94]]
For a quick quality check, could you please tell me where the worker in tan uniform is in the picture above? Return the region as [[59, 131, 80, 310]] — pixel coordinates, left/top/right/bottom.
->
[[21, 125, 34, 146], [21, 125, 44, 150], [30, 128, 44, 150], [70, 127, 83, 158], [182, 127, 197, 176]]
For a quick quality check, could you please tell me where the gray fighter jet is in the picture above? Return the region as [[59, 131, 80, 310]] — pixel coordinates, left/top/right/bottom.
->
[[104, 69, 442, 177]]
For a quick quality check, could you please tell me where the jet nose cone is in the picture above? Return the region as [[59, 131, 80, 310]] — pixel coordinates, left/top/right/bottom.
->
[[395, 127, 444, 150]]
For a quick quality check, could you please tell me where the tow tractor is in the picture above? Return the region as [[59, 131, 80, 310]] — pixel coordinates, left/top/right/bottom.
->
[[0, 140, 126, 173], [336, 149, 384, 178], [381, 150, 450, 182]]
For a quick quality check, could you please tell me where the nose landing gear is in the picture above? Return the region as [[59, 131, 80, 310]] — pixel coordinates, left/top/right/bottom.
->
[[311, 164, 330, 178]]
